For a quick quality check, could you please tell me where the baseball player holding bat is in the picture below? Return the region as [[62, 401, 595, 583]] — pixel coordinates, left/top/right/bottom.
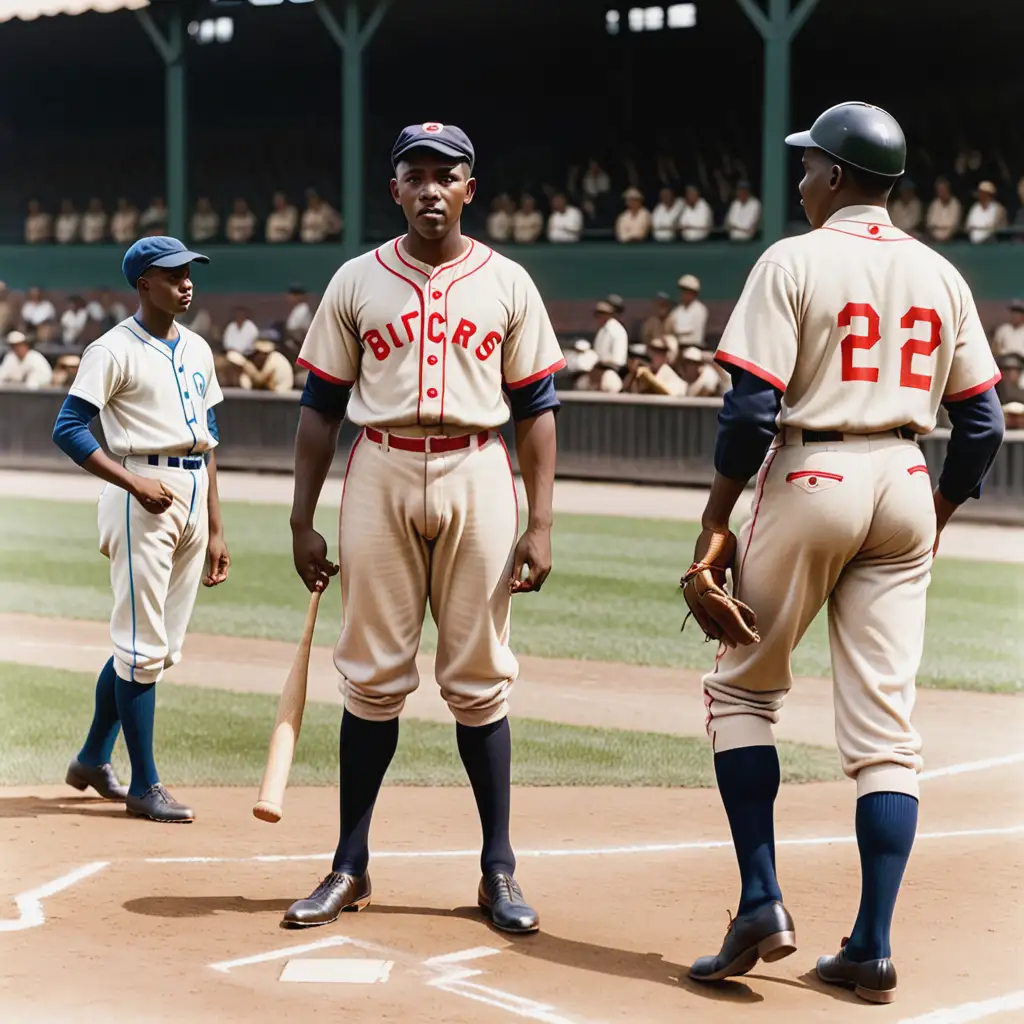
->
[[282, 122, 564, 933], [52, 236, 230, 824], [681, 103, 1004, 1003]]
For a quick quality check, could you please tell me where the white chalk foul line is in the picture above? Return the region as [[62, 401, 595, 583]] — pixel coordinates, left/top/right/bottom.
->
[[919, 752, 1024, 780], [897, 989, 1024, 1024], [0, 861, 109, 933], [147, 823, 1024, 867], [209, 935, 355, 973]]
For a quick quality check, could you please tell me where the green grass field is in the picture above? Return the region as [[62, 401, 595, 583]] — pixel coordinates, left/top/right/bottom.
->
[[0, 662, 841, 788], [0, 496, 1019, 692]]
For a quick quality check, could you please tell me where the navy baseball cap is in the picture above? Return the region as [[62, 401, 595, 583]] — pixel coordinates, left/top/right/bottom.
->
[[122, 236, 209, 288], [391, 122, 475, 171]]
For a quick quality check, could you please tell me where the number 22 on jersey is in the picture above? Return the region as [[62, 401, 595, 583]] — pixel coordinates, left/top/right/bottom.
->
[[837, 303, 942, 391]]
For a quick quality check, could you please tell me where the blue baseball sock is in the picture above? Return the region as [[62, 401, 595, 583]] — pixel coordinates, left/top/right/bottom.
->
[[714, 744, 783, 916], [114, 677, 159, 797], [77, 657, 121, 766], [333, 710, 399, 875], [844, 791, 918, 961], [457, 718, 516, 876]]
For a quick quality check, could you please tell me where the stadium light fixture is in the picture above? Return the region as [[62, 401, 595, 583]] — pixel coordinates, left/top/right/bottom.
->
[[607, 4, 697, 33], [188, 16, 234, 43]]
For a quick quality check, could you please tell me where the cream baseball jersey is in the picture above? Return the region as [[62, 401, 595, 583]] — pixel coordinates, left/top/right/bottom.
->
[[70, 317, 223, 457], [297, 237, 566, 430], [716, 205, 1001, 434]]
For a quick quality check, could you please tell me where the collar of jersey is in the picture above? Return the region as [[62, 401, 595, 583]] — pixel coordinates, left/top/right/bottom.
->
[[823, 204, 893, 228], [394, 236, 476, 277]]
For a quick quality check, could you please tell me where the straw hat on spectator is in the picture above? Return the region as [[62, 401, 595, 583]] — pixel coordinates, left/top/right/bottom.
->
[[622, 187, 644, 201], [681, 345, 705, 363], [977, 181, 998, 196], [254, 338, 278, 355], [649, 334, 680, 361], [677, 274, 701, 293], [1003, 401, 1024, 414], [7, 330, 29, 346], [594, 299, 617, 316]]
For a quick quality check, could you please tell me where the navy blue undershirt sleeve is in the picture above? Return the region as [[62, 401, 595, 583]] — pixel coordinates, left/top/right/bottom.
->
[[301, 371, 352, 420], [939, 386, 1004, 504], [207, 408, 219, 442], [504, 374, 560, 422], [714, 367, 783, 480], [52, 394, 102, 466]]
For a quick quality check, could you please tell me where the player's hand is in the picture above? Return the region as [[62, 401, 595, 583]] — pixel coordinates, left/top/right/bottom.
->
[[131, 476, 174, 515], [292, 524, 339, 593], [510, 524, 552, 594], [203, 532, 231, 587]]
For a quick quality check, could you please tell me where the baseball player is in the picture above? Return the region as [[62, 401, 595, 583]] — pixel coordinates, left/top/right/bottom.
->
[[282, 122, 564, 933], [684, 103, 1004, 1002], [52, 236, 230, 824]]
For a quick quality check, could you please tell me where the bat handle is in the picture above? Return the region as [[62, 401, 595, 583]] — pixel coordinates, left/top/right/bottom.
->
[[253, 800, 282, 823]]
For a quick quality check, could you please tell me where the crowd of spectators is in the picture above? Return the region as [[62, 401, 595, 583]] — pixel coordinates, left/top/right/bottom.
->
[[887, 176, 1024, 244]]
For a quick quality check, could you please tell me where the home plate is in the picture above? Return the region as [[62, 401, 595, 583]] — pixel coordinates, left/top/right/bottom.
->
[[279, 958, 394, 984]]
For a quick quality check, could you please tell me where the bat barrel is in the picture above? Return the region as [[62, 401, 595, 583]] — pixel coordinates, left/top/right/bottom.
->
[[253, 799, 283, 823]]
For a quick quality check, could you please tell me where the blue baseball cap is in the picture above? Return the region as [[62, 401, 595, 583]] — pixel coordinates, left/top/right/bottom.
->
[[391, 122, 475, 172], [122, 235, 210, 288]]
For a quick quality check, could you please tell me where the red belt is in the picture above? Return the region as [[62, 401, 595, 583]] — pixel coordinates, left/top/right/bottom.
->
[[363, 427, 494, 453]]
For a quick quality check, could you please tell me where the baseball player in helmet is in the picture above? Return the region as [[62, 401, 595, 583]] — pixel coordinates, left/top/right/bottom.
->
[[685, 102, 1004, 1003]]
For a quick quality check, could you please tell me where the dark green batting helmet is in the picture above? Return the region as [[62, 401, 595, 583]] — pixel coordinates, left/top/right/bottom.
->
[[785, 101, 906, 178]]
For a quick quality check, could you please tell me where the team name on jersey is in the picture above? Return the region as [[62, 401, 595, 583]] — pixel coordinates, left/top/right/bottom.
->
[[362, 313, 502, 364]]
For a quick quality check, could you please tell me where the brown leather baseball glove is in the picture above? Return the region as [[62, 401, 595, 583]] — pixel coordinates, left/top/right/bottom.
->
[[680, 530, 760, 648]]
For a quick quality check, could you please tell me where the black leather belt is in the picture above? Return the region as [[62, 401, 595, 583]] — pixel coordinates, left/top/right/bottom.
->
[[801, 427, 916, 444]]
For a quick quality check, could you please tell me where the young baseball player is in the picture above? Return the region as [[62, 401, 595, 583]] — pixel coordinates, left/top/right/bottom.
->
[[52, 236, 230, 824], [684, 103, 1004, 1002], [283, 122, 564, 933]]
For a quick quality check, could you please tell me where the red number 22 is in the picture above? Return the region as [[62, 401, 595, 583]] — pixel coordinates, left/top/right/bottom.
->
[[837, 302, 941, 391]]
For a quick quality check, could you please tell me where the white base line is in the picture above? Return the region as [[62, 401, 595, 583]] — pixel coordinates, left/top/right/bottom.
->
[[919, 752, 1024, 780], [0, 862, 109, 932], [147, 824, 1024, 867], [897, 989, 1024, 1024], [209, 935, 354, 973]]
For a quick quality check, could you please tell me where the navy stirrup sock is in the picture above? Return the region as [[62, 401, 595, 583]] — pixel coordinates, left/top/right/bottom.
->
[[78, 657, 121, 766], [114, 677, 159, 797], [457, 718, 516, 876]]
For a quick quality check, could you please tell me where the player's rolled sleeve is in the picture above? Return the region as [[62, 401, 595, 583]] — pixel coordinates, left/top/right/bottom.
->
[[714, 260, 799, 393], [945, 290, 1001, 401], [296, 268, 360, 385], [67, 343, 126, 410], [502, 271, 567, 389]]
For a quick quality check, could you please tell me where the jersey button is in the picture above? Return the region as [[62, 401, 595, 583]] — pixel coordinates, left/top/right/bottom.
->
[[184, 392, 190, 399], [431, 290, 442, 300], [427, 355, 438, 366], [426, 387, 438, 399], [178, 367, 184, 374]]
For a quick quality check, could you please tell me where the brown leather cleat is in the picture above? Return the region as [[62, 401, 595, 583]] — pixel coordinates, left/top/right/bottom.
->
[[689, 900, 797, 982], [66, 759, 128, 801], [816, 939, 897, 1004], [478, 872, 539, 934], [282, 872, 371, 928]]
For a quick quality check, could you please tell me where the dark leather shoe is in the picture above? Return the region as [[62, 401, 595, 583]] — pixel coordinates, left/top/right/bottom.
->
[[817, 939, 897, 1004], [66, 759, 127, 801], [478, 872, 539, 934], [125, 784, 194, 823], [282, 872, 371, 928], [689, 901, 796, 982]]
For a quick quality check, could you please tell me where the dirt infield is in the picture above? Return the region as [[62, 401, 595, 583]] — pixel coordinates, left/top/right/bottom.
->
[[2, 768, 1023, 1024]]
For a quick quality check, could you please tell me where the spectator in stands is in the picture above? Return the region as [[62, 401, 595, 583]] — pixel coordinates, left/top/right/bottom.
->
[[582, 160, 611, 202], [54, 199, 81, 245], [1003, 401, 1024, 430], [725, 180, 761, 241], [965, 181, 1005, 244], [226, 198, 257, 244], [0, 331, 53, 388], [222, 306, 259, 356], [547, 193, 584, 243], [225, 330, 295, 392], [87, 287, 128, 334], [996, 353, 1024, 406], [889, 179, 922, 235], [992, 300, 1024, 359], [191, 197, 220, 243], [60, 295, 89, 349], [300, 188, 342, 243], [0, 281, 17, 337], [24, 200, 52, 244], [512, 195, 543, 243], [666, 274, 708, 347], [110, 197, 139, 245], [925, 177, 961, 243], [51, 354, 80, 389], [678, 345, 723, 396], [574, 351, 624, 393], [486, 194, 514, 242], [622, 342, 651, 393], [591, 298, 628, 372], [615, 187, 652, 243], [284, 283, 313, 355], [19, 286, 57, 342], [635, 335, 686, 395], [641, 292, 673, 345], [139, 196, 168, 235], [679, 184, 714, 242], [651, 187, 683, 242], [1011, 176, 1024, 242], [81, 198, 108, 244], [213, 351, 246, 389], [266, 191, 298, 243]]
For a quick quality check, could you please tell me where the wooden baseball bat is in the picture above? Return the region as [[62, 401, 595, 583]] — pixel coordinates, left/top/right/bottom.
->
[[253, 587, 322, 823]]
